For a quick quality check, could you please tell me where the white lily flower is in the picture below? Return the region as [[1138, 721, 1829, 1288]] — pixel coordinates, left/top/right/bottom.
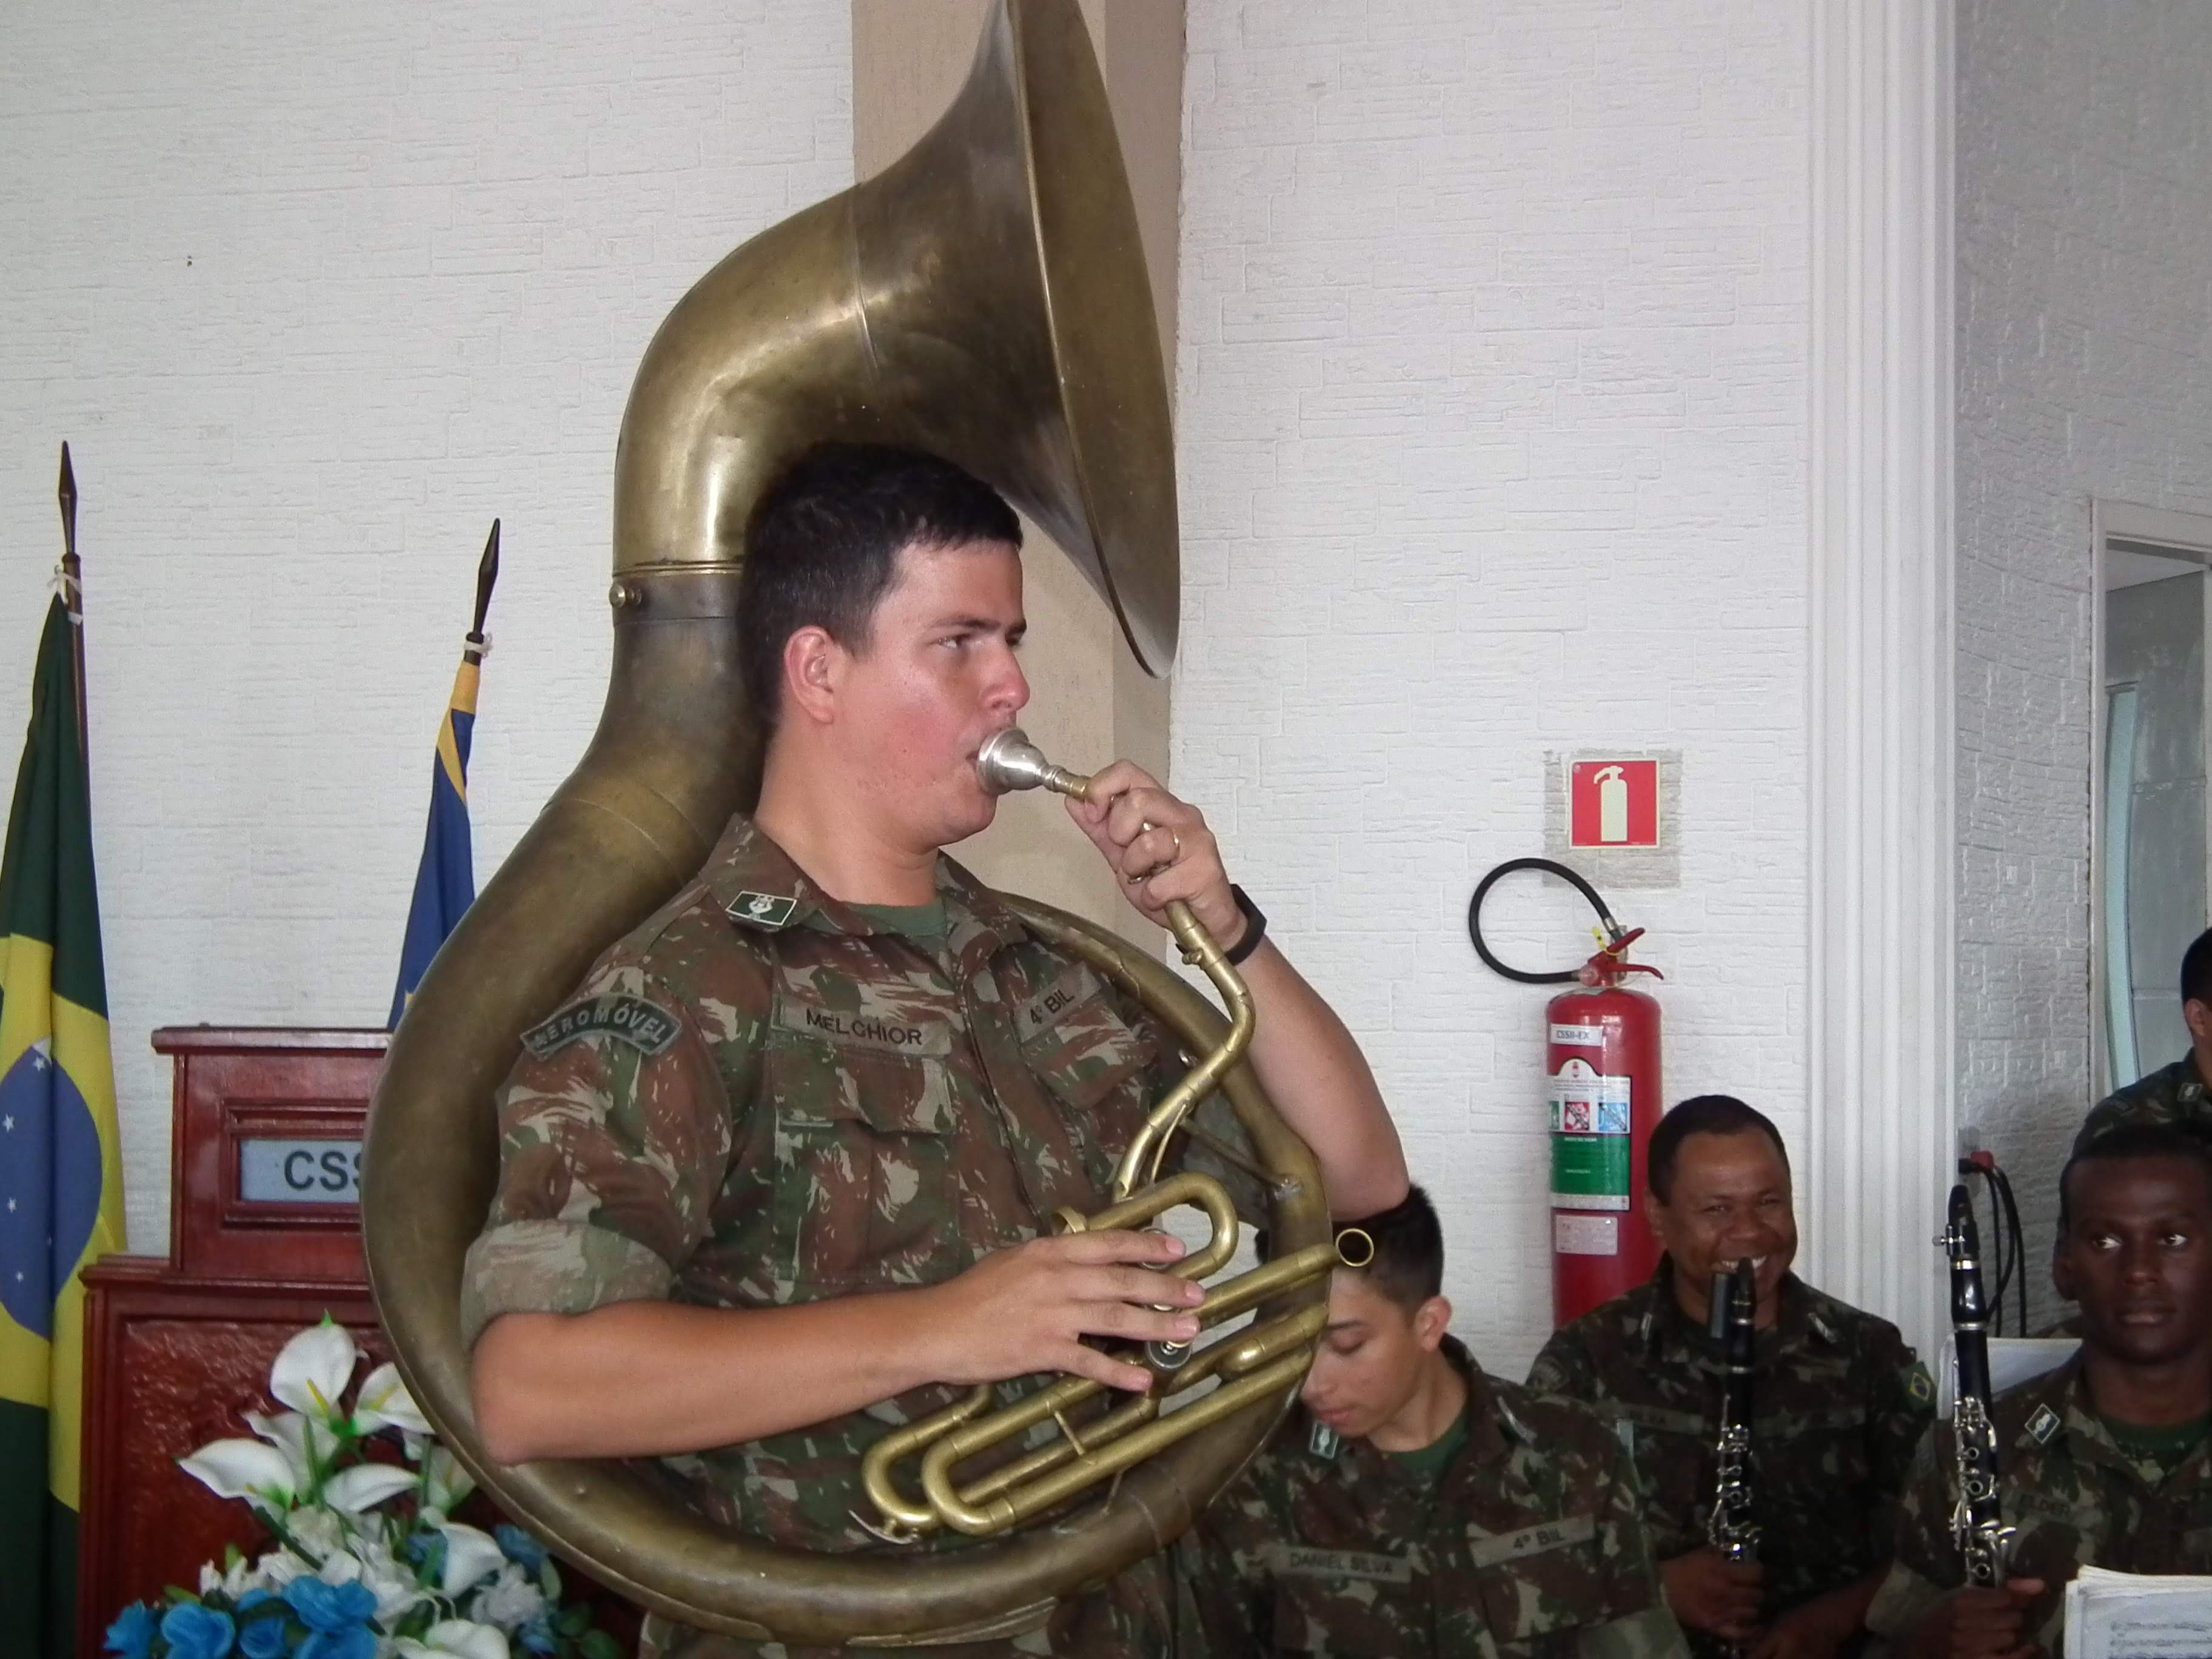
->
[[243, 1409, 324, 1489], [253, 1546, 311, 1589], [354, 1362, 433, 1436], [395, 1619, 511, 1659], [269, 1320, 361, 1423], [286, 1503, 346, 1562], [323, 1462, 421, 1513], [178, 1437, 297, 1509], [434, 1518, 509, 1596], [319, 1537, 431, 1626], [421, 1441, 476, 1512], [470, 1560, 550, 1632]]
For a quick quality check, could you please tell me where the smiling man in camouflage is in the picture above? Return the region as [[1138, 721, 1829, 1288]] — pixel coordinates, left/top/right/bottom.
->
[[457, 443, 1409, 1659], [1182, 1185, 1685, 1659], [1527, 1098, 1932, 1659]]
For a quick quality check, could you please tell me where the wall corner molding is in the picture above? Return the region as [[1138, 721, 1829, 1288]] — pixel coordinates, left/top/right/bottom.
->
[[1806, 0, 1957, 1358]]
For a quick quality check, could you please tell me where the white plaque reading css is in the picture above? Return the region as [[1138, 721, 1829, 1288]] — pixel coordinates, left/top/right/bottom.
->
[[239, 1139, 362, 1205]]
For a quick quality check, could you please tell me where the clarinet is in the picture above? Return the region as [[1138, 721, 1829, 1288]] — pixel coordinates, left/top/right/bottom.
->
[[1940, 1184, 2016, 1587], [1706, 1255, 1760, 1651]]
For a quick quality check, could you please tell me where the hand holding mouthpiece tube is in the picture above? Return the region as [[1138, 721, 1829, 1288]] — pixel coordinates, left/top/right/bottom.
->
[[855, 729, 1352, 1543]]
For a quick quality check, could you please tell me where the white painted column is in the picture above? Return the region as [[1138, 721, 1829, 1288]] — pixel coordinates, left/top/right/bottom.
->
[[1805, 0, 1957, 1361]]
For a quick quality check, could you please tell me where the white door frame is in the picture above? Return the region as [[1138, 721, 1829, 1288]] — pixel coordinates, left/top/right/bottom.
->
[[2089, 498, 2212, 1100]]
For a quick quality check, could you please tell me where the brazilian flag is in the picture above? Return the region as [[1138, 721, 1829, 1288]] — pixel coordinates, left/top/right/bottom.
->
[[0, 592, 124, 1657]]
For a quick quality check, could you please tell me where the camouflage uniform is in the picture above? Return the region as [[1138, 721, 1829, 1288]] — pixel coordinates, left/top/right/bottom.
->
[[1525, 1263, 1932, 1659], [461, 816, 1239, 1659], [2073, 1054, 2212, 1155], [1181, 1335, 1687, 1659], [1866, 1354, 2212, 1654]]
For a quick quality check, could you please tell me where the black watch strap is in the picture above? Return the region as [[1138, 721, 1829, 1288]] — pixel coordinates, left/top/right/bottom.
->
[[1222, 884, 1267, 966]]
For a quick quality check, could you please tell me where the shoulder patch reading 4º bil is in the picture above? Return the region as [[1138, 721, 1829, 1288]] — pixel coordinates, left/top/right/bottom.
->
[[523, 994, 682, 1060]]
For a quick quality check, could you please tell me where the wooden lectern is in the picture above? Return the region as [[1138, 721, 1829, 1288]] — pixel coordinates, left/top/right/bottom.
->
[[76, 1030, 389, 1655], [74, 1028, 637, 1656]]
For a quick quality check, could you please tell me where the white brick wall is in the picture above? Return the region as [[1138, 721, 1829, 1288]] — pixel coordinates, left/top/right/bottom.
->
[[1177, 0, 1813, 1376], [1956, 0, 2212, 1326], [0, 0, 852, 1259]]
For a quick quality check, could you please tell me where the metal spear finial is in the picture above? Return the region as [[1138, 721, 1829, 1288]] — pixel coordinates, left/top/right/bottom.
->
[[470, 518, 500, 643]]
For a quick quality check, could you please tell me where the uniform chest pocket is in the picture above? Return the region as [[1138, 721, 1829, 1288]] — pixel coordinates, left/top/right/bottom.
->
[[765, 1031, 962, 1299], [1761, 1404, 1875, 1529], [1469, 1515, 1604, 1643], [1017, 964, 1158, 1181]]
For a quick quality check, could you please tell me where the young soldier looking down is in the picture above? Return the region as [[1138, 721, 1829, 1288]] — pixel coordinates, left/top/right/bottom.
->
[[1866, 1124, 2212, 1659], [1182, 1184, 1686, 1659], [457, 444, 1410, 1659], [1527, 1097, 1932, 1659]]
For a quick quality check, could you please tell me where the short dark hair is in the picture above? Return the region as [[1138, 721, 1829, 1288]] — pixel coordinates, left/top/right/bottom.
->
[[1338, 1184, 1444, 1312], [2182, 927, 2212, 1007], [2059, 1122, 2212, 1232], [737, 443, 1022, 729], [1647, 1096, 1791, 1205]]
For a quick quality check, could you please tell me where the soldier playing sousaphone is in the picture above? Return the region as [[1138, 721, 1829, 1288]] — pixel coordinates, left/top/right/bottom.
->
[[458, 444, 1410, 1659]]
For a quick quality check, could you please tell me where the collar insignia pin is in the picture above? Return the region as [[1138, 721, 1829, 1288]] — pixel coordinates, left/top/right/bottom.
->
[[2026, 1404, 2061, 1445], [1309, 1422, 1340, 1461], [728, 891, 798, 930]]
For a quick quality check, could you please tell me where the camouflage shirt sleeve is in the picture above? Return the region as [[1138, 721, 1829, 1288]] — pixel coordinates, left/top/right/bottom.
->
[[1863, 1322, 1939, 1556], [1575, 1409, 1681, 1658], [458, 959, 740, 1345], [1862, 1419, 1956, 1641]]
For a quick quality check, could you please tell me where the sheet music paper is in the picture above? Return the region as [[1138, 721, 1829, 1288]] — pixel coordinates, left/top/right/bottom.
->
[[2064, 1566, 2212, 1659]]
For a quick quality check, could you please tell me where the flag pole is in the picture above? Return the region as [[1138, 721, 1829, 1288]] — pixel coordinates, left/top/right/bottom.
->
[[56, 443, 86, 756]]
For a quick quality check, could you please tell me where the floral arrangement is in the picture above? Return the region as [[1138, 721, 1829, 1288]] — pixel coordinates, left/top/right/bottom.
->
[[104, 1319, 621, 1659]]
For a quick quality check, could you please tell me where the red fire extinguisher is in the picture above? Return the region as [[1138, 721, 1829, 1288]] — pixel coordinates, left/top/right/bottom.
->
[[1469, 859, 1663, 1327]]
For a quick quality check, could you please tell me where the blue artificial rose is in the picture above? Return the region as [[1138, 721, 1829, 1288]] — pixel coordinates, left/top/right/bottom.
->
[[520, 1614, 560, 1654], [282, 1578, 378, 1633], [235, 1590, 275, 1614], [297, 1629, 377, 1659], [103, 1603, 158, 1659], [236, 1603, 290, 1659], [158, 1601, 237, 1659], [495, 1523, 548, 1574]]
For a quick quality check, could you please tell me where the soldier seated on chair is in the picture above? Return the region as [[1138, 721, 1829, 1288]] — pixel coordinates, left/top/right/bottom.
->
[[2075, 925, 2212, 1156], [1527, 1096, 1934, 1659], [1867, 1123, 2212, 1659], [1181, 1183, 1686, 1659]]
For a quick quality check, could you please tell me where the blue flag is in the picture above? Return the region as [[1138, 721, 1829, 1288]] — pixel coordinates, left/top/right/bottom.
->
[[389, 644, 482, 1027]]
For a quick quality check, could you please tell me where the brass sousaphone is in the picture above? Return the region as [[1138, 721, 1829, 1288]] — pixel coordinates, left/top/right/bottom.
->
[[362, 0, 1331, 1645]]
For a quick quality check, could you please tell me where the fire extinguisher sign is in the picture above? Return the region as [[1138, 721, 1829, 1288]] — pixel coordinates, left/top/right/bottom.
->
[[1568, 760, 1660, 849], [1549, 1057, 1632, 1211]]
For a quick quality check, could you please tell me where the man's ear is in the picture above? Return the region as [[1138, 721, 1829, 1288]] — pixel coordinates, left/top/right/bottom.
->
[[1413, 1295, 1452, 1353], [1643, 1187, 1666, 1243], [782, 626, 843, 726], [2051, 1225, 2076, 1305], [2187, 998, 2212, 1048]]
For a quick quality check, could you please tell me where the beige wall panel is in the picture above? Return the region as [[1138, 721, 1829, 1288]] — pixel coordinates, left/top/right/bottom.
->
[[853, 0, 1181, 937]]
